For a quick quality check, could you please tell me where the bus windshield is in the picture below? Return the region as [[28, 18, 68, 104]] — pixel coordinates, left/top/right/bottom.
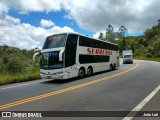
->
[[42, 34, 67, 49], [40, 51, 63, 69]]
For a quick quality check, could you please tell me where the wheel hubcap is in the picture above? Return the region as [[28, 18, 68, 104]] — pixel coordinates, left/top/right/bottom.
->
[[88, 69, 91, 75], [79, 70, 84, 77]]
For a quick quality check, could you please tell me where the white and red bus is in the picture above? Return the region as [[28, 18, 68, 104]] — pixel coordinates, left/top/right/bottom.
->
[[34, 32, 119, 79]]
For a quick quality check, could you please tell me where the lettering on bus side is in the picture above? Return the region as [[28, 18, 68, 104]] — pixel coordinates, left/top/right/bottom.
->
[[87, 48, 112, 56]]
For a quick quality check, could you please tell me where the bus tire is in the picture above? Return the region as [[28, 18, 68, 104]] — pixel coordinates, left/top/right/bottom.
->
[[109, 64, 113, 71], [113, 63, 116, 70], [78, 67, 85, 78], [87, 66, 93, 76]]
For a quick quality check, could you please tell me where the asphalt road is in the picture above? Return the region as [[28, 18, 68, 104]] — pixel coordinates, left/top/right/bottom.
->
[[0, 60, 160, 120]]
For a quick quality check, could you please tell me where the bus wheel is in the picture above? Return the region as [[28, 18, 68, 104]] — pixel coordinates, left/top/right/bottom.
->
[[109, 64, 113, 71], [87, 67, 92, 76], [78, 68, 85, 78], [113, 63, 116, 70]]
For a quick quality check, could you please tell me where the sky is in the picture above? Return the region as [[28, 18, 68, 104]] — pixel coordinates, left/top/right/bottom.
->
[[0, 0, 160, 50]]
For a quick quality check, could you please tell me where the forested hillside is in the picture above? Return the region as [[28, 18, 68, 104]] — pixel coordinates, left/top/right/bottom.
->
[[0, 46, 40, 85], [99, 22, 160, 58]]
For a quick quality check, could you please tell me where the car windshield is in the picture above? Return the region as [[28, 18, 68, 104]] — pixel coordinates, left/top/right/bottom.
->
[[42, 34, 67, 49], [40, 51, 63, 69]]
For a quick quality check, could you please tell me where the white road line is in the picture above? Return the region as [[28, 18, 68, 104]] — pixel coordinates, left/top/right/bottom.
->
[[0, 79, 50, 90], [123, 84, 160, 120], [0, 82, 38, 90]]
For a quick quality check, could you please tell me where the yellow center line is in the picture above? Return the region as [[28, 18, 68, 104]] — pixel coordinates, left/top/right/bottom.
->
[[0, 62, 140, 110]]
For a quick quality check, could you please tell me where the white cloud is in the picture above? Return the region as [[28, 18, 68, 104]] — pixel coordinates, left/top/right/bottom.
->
[[40, 19, 54, 28], [93, 32, 100, 39], [0, 15, 75, 50], [1, 0, 62, 14], [1, 0, 160, 33], [0, 2, 8, 15], [1, 0, 160, 49], [93, 31, 105, 39], [62, 0, 160, 33]]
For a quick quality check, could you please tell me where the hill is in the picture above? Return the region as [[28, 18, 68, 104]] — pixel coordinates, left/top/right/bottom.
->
[[0, 45, 40, 85], [99, 22, 160, 58]]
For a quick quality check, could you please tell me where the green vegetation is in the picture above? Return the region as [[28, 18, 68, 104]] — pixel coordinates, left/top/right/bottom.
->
[[99, 21, 160, 60], [0, 71, 40, 85], [0, 46, 40, 85], [134, 57, 160, 62]]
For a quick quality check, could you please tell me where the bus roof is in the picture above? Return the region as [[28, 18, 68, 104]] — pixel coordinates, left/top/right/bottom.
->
[[48, 32, 118, 46]]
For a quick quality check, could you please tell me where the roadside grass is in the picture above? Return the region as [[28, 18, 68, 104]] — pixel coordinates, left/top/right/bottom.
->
[[0, 70, 40, 85], [134, 57, 160, 62]]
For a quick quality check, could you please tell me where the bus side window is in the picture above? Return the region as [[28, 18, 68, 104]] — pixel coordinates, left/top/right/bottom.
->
[[65, 34, 78, 67]]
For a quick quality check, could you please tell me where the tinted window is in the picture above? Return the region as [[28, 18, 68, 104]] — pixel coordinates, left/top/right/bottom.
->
[[79, 55, 110, 64], [124, 55, 131, 58], [79, 36, 118, 51], [40, 51, 63, 69], [65, 34, 78, 67]]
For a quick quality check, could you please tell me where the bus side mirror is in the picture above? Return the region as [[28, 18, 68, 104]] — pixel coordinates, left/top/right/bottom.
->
[[33, 52, 40, 62], [59, 50, 64, 61]]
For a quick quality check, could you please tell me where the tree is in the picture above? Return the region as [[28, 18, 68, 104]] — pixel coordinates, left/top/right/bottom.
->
[[119, 26, 128, 50], [2, 56, 8, 64], [98, 32, 104, 40], [119, 26, 128, 34], [7, 58, 23, 73], [3, 44, 8, 52], [157, 19, 160, 24], [105, 24, 115, 42]]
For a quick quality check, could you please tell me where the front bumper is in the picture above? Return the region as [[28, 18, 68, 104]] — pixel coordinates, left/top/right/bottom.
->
[[40, 73, 66, 79], [123, 59, 133, 64]]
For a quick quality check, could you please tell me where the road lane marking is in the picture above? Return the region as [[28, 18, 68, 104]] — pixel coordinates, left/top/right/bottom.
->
[[0, 79, 50, 90], [123, 84, 160, 120], [0, 62, 140, 110]]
